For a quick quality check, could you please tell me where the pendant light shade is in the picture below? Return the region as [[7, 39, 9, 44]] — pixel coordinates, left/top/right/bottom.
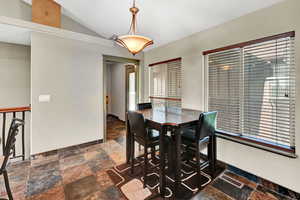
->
[[117, 35, 153, 55], [116, 0, 153, 55]]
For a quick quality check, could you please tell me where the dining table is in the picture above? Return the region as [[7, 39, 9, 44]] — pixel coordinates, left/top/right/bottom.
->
[[126, 106, 217, 198]]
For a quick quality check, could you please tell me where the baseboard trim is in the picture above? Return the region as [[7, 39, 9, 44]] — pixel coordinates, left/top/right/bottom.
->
[[107, 114, 120, 119], [107, 114, 125, 122], [31, 139, 103, 158]]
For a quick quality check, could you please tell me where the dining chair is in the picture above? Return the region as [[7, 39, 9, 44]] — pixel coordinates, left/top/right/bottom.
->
[[127, 111, 162, 188], [181, 111, 217, 189], [137, 102, 152, 110], [1, 118, 24, 200], [136, 102, 152, 152]]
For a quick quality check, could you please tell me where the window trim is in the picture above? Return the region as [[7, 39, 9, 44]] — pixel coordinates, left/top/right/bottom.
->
[[203, 31, 295, 55], [149, 96, 181, 101], [148, 57, 182, 67], [216, 130, 296, 158], [203, 31, 296, 157]]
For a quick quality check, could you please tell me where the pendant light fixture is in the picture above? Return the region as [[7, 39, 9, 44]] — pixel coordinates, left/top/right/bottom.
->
[[116, 0, 153, 55]]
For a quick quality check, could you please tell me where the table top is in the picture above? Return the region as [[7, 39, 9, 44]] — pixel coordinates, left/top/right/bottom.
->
[[136, 106, 202, 126]]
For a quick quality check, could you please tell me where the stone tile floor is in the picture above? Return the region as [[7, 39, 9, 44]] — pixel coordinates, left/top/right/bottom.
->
[[0, 117, 298, 200], [106, 115, 126, 141]]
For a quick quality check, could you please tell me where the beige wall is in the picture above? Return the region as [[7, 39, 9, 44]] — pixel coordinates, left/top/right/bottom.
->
[[31, 32, 103, 154], [0, 42, 30, 107], [30, 31, 141, 154], [0, 42, 31, 158], [61, 14, 101, 37], [144, 0, 300, 192], [105, 63, 112, 114], [0, 0, 31, 22], [0, 0, 101, 37], [109, 63, 126, 121]]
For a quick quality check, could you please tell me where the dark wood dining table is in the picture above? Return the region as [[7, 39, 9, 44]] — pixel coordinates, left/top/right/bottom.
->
[[126, 106, 217, 198]]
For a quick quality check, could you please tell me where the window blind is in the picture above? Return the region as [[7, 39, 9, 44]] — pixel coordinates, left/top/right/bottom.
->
[[207, 33, 295, 149], [167, 60, 182, 98], [208, 48, 242, 135], [150, 65, 166, 97], [149, 59, 182, 99]]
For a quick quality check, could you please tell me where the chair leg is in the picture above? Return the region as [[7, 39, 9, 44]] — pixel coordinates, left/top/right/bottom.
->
[[185, 145, 191, 164], [151, 146, 156, 162], [196, 143, 201, 190], [3, 170, 13, 200], [131, 139, 135, 174], [143, 145, 148, 188]]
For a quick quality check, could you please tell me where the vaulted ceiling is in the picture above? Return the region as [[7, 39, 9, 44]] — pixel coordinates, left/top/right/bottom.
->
[[28, 0, 286, 49]]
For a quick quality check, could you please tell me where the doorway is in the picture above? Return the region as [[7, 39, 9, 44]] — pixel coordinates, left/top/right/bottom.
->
[[126, 65, 137, 112], [103, 56, 139, 143]]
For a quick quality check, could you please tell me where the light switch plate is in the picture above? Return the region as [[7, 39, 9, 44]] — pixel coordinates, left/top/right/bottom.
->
[[39, 95, 51, 102]]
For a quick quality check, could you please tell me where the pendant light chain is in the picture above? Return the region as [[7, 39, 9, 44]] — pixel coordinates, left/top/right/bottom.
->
[[129, 0, 138, 35]]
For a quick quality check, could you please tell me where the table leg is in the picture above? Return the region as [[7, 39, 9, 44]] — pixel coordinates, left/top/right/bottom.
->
[[126, 119, 131, 164], [159, 126, 167, 197], [212, 135, 217, 176], [209, 135, 216, 178], [208, 135, 213, 176], [174, 127, 182, 197]]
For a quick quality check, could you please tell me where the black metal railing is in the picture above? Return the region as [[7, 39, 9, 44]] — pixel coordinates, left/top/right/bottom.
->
[[0, 106, 31, 160]]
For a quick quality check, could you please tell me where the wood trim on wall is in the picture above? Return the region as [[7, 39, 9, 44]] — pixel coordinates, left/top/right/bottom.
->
[[149, 96, 181, 102], [203, 31, 295, 55], [148, 57, 182, 67], [0, 106, 31, 113], [32, 0, 61, 28]]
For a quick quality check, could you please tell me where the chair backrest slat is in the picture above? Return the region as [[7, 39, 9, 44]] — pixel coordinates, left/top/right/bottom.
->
[[127, 111, 148, 140], [196, 111, 217, 140], [137, 103, 152, 110]]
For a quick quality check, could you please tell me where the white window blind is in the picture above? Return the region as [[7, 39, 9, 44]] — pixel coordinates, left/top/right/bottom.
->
[[207, 32, 295, 149], [167, 60, 182, 98], [149, 59, 182, 98], [208, 48, 242, 135], [151, 65, 166, 97]]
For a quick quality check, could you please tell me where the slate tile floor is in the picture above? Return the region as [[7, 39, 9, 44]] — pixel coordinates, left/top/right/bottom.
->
[[0, 117, 299, 200], [106, 115, 126, 141]]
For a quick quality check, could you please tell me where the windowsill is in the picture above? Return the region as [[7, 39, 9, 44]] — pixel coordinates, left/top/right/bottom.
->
[[215, 130, 297, 158]]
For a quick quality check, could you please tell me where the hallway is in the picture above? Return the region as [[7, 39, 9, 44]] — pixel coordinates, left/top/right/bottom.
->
[[106, 115, 126, 141]]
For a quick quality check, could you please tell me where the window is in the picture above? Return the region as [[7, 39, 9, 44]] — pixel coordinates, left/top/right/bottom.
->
[[205, 32, 296, 153], [149, 58, 182, 107]]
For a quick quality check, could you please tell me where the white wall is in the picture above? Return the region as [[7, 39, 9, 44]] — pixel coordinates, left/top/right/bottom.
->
[[0, 42, 31, 158], [109, 63, 126, 121], [144, 0, 300, 193], [31, 32, 102, 154]]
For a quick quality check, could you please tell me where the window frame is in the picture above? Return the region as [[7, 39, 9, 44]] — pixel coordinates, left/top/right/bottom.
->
[[203, 31, 296, 157]]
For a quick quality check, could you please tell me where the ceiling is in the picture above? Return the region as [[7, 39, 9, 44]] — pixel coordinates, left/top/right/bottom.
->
[[27, 0, 285, 49]]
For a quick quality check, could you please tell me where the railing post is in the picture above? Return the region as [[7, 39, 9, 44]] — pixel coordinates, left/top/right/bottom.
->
[[2, 113, 6, 154], [22, 111, 25, 160], [12, 112, 16, 157], [0, 106, 30, 160]]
